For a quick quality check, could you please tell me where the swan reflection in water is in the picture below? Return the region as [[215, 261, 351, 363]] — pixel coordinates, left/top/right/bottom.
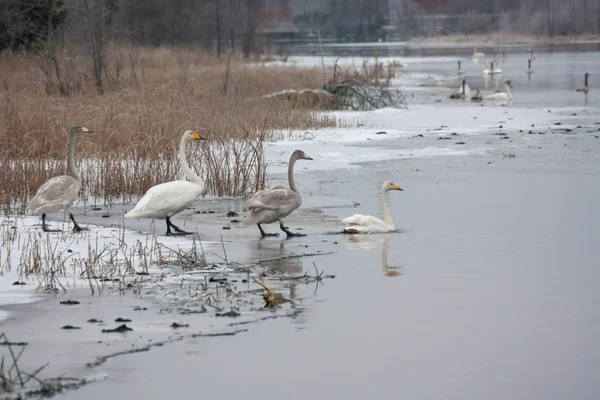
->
[[251, 240, 303, 274], [346, 234, 402, 277]]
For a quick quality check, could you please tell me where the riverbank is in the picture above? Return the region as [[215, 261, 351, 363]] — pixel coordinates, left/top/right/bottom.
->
[[407, 33, 600, 46]]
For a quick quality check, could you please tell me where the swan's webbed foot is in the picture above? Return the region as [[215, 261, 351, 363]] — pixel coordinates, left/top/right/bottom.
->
[[166, 217, 193, 236], [280, 223, 306, 238], [258, 224, 279, 238], [70, 213, 87, 232], [41, 214, 61, 232]]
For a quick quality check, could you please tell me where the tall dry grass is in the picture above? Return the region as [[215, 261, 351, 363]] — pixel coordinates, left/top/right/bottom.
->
[[0, 46, 337, 215]]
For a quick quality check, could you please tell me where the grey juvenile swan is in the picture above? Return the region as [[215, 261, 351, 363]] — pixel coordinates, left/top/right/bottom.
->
[[576, 72, 590, 94], [243, 149, 313, 238], [29, 125, 94, 232]]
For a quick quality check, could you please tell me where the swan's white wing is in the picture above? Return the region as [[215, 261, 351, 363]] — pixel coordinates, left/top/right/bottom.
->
[[125, 180, 202, 219], [486, 92, 509, 101], [29, 175, 80, 213]]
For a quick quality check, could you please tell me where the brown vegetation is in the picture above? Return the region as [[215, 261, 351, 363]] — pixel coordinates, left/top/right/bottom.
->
[[0, 46, 337, 215]]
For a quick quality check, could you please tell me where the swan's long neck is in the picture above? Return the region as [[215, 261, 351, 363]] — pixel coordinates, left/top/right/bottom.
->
[[585, 74, 589, 87], [67, 131, 81, 182], [288, 153, 300, 193], [528, 59, 531, 69], [461, 80, 466, 94], [179, 135, 203, 185], [505, 82, 513, 99], [381, 187, 394, 229]]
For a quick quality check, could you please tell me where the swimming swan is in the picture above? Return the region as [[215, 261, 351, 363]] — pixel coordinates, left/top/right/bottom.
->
[[342, 181, 403, 234], [576, 73, 590, 93], [482, 62, 491, 74], [29, 125, 94, 232], [472, 47, 485, 63], [527, 59, 535, 74], [125, 130, 207, 236], [486, 79, 513, 102], [243, 150, 313, 238], [449, 79, 471, 99]]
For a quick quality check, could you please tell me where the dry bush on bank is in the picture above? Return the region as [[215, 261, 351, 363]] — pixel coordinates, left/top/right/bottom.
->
[[0, 46, 337, 214], [257, 56, 406, 111]]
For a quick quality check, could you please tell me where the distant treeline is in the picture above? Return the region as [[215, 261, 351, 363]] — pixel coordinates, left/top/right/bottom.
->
[[1, 0, 599, 55]]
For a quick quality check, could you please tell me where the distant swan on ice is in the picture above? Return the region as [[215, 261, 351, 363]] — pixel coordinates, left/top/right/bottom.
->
[[449, 79, 471, 99], [576, 72, 590, 94], [342, 181, 403, 234], [527, 59, 535, 74], [472, 47, 485, 63], [486, 79, 513, 102]]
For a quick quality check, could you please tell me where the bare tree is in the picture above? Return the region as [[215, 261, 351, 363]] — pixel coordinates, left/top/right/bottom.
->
[[76, 0, 118, 95]]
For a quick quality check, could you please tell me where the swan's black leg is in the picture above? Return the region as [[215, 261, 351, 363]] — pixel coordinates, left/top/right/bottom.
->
[[258, 224, 279, 237], [41, 213, 61, 232], [166, 216, 192, 236], [70, 213, 87, 232], [280, 222, 306, 238]]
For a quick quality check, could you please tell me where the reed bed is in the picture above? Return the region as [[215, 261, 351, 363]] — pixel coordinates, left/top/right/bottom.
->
[[0, 46, 337, 215]]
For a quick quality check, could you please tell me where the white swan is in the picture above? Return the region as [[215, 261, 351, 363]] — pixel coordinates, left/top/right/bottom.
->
[[449, 79, 471, 99], [482, 62, 491, 74], [576, 73, 590, 93], [491, 61, 502, 74], [486, 79, 513, 102], [243, 150, 313, 238], [125, 130, 207, 236], [527, 59, 535, 74], [472, 47, 485, 63], [342, 181, 403, 234], [29, 125, 94, 232]]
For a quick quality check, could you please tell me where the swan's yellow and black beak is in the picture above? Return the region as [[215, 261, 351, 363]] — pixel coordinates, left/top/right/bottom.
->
[[392, 184, 403, 191], [192, 132, 207, 141], [304, 153, 314, 160], [82, 127, 94, 133]]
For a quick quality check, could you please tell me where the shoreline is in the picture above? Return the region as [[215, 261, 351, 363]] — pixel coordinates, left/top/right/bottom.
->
[[407, 33, 600, 46]]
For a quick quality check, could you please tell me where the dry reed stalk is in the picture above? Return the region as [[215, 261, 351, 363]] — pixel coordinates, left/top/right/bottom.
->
[[0, 46, 338, 215]]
